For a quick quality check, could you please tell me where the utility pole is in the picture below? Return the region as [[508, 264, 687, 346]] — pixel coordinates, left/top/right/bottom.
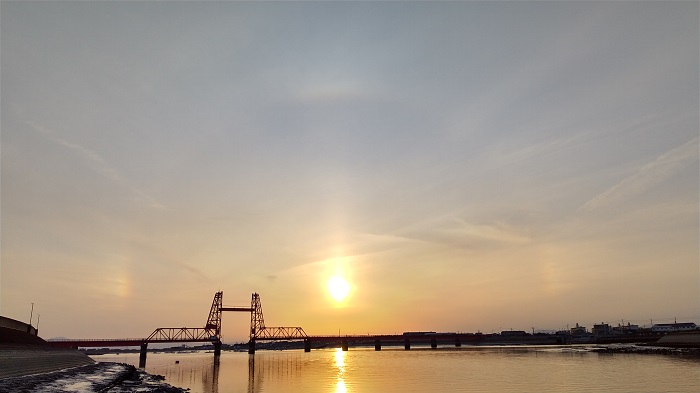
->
[[28, 303, 34, 334]]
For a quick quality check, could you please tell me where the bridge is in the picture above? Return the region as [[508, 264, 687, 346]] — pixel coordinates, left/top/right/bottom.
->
[[48, 291, 309, 365], [47, 291, 487, 366]]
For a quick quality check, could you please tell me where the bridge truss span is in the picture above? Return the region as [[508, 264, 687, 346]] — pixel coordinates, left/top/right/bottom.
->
[[145, 327, 217, 343], [255, 326, 308, 340]]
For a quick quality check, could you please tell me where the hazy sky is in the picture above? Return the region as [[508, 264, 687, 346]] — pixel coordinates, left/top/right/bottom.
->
[[2, 1, 698, 342]]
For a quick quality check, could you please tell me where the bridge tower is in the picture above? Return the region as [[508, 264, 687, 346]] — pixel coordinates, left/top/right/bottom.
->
[[205, 291, 224, 340], [219, 292, 307, 354], [249, 293, 264, 354], [206, 291, 224, 355]]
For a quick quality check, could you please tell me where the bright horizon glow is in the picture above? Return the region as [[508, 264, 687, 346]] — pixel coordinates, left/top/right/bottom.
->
[[328, 275, 351, 303]]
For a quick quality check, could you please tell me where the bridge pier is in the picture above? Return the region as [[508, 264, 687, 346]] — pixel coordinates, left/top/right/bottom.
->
[[430, 338, 437, 349], [404, 338, 411, 350], [455, 338, 461, 347], [341, 340, 348, 351], [248, 340, 256, 355], [214, 340, 222, 357], [139, 343, 148, 368], [374, 339, 381, 351], [304, 339, 311, 352]]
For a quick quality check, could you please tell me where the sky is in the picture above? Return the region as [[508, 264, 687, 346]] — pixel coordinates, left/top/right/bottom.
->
[[1, 1, 698, 343]]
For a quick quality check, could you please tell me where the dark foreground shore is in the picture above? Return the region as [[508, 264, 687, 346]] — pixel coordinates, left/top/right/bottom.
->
[[0, 362, 187, 393]]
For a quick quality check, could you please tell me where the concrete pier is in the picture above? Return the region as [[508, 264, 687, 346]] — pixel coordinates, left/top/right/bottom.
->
[[341, 340, 348, 351], [455, 338, 461, 347], [374, 339, 381, 351], [430, 338, 437, 349], [404, 338, 411, 350], [304, 339, 311, 352], [214, 340, 222, 357], [138, 343, 148, 368], [248, 340, 256, 354]]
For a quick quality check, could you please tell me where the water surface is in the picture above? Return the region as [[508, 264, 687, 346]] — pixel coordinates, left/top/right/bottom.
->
[[93, 346, 700, 392]]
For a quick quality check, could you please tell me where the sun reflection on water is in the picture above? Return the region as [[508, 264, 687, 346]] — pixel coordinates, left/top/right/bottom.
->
[[335, 379, 347, 393], [334, 348, 345, 371], [334, 348, 347, 392]]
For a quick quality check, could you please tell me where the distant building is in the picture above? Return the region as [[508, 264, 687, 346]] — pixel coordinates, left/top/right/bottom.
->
[[570, 323, 587, 335], [612, 323, 640, 334], [592, 323, 611, 336], [651, 322, 698, 332], [500, 330, 528, 336]]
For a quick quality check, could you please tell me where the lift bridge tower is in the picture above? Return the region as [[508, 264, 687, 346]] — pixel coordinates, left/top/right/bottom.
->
[[145, 291, 305, 355], [220, 292, 307, 354]]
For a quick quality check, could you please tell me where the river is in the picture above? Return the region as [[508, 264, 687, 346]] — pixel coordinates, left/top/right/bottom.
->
[[92, 345, 700, 392]]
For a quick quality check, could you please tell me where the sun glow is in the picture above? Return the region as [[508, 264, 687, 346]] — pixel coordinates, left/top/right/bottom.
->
[[328, 275, 351, 302]]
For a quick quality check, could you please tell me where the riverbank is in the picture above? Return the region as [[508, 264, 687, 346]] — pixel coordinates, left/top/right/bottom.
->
[[0, 362, 187, 392], [590, 343, 700, 357]]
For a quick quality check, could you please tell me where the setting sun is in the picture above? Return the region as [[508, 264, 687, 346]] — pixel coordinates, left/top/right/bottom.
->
[[327, 275, 351, 302]]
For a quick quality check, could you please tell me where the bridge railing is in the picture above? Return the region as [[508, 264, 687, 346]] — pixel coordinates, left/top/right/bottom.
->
[[47, 338, 146, 343]]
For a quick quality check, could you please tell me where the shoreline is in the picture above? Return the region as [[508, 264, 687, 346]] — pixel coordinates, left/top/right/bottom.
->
[[0, 362, 187, 392]]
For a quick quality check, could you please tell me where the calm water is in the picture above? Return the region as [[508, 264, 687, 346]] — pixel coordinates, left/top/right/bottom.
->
[[93, 346, 700, 392]]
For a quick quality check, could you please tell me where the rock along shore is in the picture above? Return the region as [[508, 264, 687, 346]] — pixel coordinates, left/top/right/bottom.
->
[[0, 362, 187, 393]]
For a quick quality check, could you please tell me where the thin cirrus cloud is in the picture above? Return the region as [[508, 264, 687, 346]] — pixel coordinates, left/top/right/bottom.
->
[[581, 137, 699, 212], [24, 120, 166, 210]]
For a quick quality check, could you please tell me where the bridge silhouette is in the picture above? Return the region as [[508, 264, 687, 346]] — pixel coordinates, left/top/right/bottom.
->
[[48, 291, 484, 366]]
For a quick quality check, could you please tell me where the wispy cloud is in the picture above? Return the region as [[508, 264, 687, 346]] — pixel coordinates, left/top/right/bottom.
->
[[26, 121, 166, 210], [581, 137, 699, 211], [384, 214, 534, 254]]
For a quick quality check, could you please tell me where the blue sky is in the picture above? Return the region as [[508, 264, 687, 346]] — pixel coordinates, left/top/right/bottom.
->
[[2, 1, 698, 341]]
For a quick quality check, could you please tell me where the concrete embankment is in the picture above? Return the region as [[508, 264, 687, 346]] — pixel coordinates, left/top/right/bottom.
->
[[0, 324, 96, 379], [0, 318, 186, 392], [655, 331, 700, 348], [0, 343, 96, 379]]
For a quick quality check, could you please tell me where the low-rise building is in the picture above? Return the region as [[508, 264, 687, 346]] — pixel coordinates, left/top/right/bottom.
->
[[500, 330, 529, 336], [612, 323, 640, 335], [592, 323, 611, 336], [570, 323, 587, 335], [651, 322, 698, 332]]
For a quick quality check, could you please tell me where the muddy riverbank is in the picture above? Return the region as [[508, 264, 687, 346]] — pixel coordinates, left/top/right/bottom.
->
[[0, 362, 187, 392]]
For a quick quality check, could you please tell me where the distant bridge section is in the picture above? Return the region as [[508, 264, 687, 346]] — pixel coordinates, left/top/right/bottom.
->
[[47, 339, 146, 348], [48, 291, 234, 366], [301, 332, 486, 351]]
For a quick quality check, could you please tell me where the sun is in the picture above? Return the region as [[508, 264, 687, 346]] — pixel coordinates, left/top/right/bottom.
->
[[327, 275, 351, 302]]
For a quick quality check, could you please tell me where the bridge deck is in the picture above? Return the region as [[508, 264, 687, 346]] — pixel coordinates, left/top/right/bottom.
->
[[258, 333, 484, 342], [48, 333, 484, 348], [47, 338, 216, 348]]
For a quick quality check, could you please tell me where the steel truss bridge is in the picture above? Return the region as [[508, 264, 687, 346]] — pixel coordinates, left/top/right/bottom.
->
[[47, 291, 490, 366], [48, 291, 307, 364]]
